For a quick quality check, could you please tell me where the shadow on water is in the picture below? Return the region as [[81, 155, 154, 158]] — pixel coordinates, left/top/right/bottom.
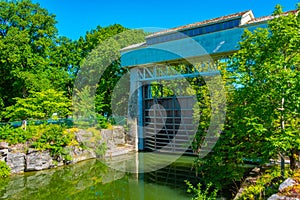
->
[[0, 153, 200, 200]]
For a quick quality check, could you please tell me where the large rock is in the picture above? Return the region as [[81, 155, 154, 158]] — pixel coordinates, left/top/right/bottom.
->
[[113, 126, 125, 145], [268, 194, 299, 200], [0, 142, 8, 149], [6, 152, 26, 173], [25, 150, 53, 171], [68, 147, 96, 164], [0, 149, 8, 159], [279, 178, 297, 192], [101, 129, 115, 150], [75, 129, 93, 144], [100, 126, 126, 149]]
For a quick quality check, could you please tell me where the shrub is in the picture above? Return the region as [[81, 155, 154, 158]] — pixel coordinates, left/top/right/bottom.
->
[[30, 124, 79, 156], [95, 143, 107, 157], [97, 114, 110, 129], [0, 123, 79, 156], [185, 180, 218, 200], [0, 125, 32, 144], [237, 166, 289, 200], [0, 161, 11, 178]]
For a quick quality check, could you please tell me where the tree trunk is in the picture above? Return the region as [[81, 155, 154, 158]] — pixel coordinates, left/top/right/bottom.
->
[[289, 149, 300, 171], [280, 153, 285, 178]]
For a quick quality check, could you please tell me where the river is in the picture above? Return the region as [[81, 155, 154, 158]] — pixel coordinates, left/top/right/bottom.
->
[[0, 153, 199, 200]]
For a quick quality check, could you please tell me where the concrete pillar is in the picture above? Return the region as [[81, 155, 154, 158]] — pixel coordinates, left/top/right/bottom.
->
[[137, 81, 144, 151], [128, 67, 144, 151]]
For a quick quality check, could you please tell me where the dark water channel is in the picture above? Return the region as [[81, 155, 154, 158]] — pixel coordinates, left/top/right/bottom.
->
[[0, 153, 200, 200]]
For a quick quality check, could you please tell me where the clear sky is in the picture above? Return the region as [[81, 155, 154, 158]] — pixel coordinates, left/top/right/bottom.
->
[[33, 0, 299, 40]]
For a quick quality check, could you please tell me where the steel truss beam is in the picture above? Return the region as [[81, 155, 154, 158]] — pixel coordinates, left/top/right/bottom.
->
[[136, 60, 226, 82]]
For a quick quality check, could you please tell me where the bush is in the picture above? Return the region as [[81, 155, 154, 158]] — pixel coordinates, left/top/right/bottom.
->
[[185, 180, 218, 200], [30, 124, 78, 156], [0, 125, 32, 144], [237, 166, 289, 200], [97, 114, 110, 129], [0, 161, 10, 178], [95, 143, 107, 157], [0, 124, 79, 156]]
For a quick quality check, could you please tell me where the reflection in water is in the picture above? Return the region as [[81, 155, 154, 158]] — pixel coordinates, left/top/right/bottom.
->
[[0, 153, 198, 200]]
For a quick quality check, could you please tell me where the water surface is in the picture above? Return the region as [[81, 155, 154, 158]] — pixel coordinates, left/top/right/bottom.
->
[[0, 153, 198, 200]]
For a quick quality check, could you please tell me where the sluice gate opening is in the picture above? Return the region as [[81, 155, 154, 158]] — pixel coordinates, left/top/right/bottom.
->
[[143, 83, 196, 155]]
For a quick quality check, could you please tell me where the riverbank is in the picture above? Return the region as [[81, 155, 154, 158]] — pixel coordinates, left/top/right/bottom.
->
[[0, 125, 134, 174]]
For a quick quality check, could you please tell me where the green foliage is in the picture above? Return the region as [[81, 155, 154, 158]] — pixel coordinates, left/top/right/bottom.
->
[[237, 166, 290, 200], [190, 6, 300, 196], [95, 142, 107, 158], [96, 114, 110, 129], [77, 29, 146, 119], [225, 5, 300, 170], [30, 125, 78, 156], [185, 180, 218, 200], [0, 124, 32, 144], [0, 161, 10, 178], [0, 124, 78, 156], [63, 154, 73, 162], [3, 89, 71, 121], [0, 0, 75, 108], [72, 86, 97, 127]]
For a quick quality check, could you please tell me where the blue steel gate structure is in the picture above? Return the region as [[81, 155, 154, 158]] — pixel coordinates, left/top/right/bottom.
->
[[120, 10, 274, 154]]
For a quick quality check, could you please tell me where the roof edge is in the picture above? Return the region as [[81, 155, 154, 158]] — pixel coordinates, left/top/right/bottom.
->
[[146, 10, 252, 39]]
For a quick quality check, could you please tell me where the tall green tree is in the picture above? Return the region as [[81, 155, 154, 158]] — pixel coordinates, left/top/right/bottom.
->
[[0, 0, 76, 107], [226, 5, 300, 170], [75, 29, 145, 119], [191, 5, 300, 192], [0, 0, 54, 99], [4, 89, 71, 120]]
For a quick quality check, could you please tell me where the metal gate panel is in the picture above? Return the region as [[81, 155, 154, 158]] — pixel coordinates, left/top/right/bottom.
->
[[143, 89, 196, 155]]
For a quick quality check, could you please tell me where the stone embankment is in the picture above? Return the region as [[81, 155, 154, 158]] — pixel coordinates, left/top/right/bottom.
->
[[0, 126, 133, 174]]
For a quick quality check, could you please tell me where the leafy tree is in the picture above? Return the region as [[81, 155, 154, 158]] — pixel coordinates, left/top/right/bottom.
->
[[74, 29, 146, 120], [226, 5, 300, 170], [0, 0, 79, 112], [3, 89, 71, 120], [190, 6, 299, 193], [72, 85, 98, 127], [70, 24, 129, 77], [0, 0, 54, 99]]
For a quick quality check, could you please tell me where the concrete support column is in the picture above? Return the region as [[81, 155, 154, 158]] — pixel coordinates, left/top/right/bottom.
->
[[128, 67, 144, 151], [137, 81, 144, 151]]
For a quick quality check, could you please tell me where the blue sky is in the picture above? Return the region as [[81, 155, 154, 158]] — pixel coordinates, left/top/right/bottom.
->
[[34, 0, 299, 40]]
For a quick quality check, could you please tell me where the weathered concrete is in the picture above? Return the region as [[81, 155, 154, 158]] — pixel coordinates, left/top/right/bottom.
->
[[105, 144, 134, 158]]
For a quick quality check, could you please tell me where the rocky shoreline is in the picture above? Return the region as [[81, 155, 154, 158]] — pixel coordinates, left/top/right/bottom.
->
[[0, 126, 133, 174]]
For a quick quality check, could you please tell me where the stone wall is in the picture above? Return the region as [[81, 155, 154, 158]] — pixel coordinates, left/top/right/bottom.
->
[[0, 126, 127, 174]]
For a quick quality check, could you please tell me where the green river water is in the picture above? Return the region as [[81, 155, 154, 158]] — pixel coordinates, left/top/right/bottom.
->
[[0, 153, 199, 200]]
